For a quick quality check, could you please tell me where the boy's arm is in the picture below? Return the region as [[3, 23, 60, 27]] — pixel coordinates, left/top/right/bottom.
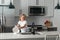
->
[[16, 24, 27, 29], [16, 24, 21, 29], [20, 24, 27, 29], [20, 21, 27, 29]]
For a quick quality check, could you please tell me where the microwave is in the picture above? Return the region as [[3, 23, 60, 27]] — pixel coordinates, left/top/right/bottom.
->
[[28, 6, 46, 16]]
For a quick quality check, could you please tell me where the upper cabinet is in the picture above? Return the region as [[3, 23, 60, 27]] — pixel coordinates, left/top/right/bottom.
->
[[44, 0, 54, 16], [20, 0, 28, 16], [38, 0, 44, 6], [28, 0, 44, 6], [28, 0, 36, 6], [13, 0, 20, 16], [15, 0, 54, 17], [20, 0, 45, 16], [0, 0, 11, 5]]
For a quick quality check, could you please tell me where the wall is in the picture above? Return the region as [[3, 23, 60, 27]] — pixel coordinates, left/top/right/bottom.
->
[[19, 0, 60, 33], [27, 16, 53, 25], [19, 0, 54, 25], [1, 0, 60, 33], [27, 0, 60, 32], [13, 0, 54, 26], [53, 0, 60, 32], [53, 10, 60, 32]]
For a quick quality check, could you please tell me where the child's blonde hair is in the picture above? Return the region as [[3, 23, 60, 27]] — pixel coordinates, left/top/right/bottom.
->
[[19, 14, 27, 20]]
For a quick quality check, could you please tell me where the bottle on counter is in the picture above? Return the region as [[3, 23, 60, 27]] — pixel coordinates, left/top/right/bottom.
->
[[31, 22, 35, 35]]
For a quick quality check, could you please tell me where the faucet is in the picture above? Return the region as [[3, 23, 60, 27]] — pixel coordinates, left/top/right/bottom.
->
[[31, 22, 35, 35]]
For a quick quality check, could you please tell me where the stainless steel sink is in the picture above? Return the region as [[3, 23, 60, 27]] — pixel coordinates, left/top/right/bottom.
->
[[20, 32, 40, 35]]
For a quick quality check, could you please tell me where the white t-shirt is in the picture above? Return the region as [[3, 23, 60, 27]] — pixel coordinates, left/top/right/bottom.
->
[[18, 20, 27, 33]]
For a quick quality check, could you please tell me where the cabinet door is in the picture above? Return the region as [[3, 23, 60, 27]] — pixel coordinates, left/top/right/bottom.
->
[[0, 0, 2, 5], [20, 0, 28, 16], [3, 0, 10, 5], [39, 0, 44, 6], [28, 0, 36, 6], [21, 0, 36, 16], [45, 0, 54, 16], [28, 0, 44, 6], [13, 0, 20, 16], [0, 0, 10, 5]]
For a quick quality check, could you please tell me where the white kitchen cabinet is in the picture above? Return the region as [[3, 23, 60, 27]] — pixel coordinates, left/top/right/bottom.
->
[[0, 0, 10, 5], [44, 0, 54, 16], [14, 0, 36, 16], [0, 0, 1, 5], [28, 0, 36, 6], [20, 0, 28, 16], [13, 0, 20, 16], [3, 0, 10, 5], [15, 0, 54, 16], [28, 0, 44, 6], [39, 0, 44, 6], [20, 0, 44, 16], [13, 0, 28, 16]]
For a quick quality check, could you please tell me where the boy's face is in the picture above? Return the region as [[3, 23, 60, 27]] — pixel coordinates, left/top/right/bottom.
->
[[20, 16, 25, 20]]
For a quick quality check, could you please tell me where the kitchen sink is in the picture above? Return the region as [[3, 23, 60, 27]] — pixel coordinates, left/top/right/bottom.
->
[[20, 32, 40, 35]]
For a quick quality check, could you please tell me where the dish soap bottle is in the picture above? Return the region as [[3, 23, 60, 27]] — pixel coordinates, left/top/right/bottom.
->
[[31, 22, 35, 35]]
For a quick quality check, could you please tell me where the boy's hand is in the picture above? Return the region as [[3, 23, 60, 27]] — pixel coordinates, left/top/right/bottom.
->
[[17, 26, 21, 30], [16, 24, 21, 30]]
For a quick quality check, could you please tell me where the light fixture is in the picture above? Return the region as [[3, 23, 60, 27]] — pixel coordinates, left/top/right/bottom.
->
[[55, 0, 60, 9], [9, 0, 15, 9]]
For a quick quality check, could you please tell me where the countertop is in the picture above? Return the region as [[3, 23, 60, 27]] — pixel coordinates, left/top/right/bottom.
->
[[0, 31, 60, 39]]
